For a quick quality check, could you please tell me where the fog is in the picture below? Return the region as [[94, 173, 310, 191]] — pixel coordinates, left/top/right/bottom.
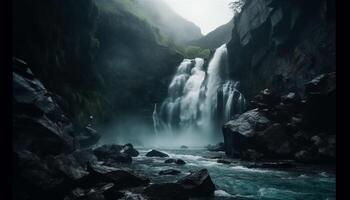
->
[[97, 115, 222, 148]]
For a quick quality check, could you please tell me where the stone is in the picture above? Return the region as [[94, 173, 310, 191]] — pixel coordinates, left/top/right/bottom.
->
[[93, 144, 132, 164], [206, 142, 225, 152], [76, 126, 101, 148], [217, 159, 231, 164], [143, 183, 188, 200], [180, 145, 188, 149], [159, 169, 181, 175], [121, 143, 139, 157], [177, 169, 216, 197], [145, 150, 169, 157], [175, 159, 186, 165]]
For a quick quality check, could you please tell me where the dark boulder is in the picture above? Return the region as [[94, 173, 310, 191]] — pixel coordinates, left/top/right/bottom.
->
[[76, 126, 101, 148], [164, 158, 186, 165], [72, 148, 98, 168], [143, 183, 188, 200], [251, 89, 281, 108], [177, 169, 216, 197], [159, 169, 181, 175], [206, 142, 225, 152], [222, 109, 270, 157], [121, 143, 139, 157], [64, 183, 115, 200], [145, 150, 169, 157], [180, 145, 189, 149], [93, 144, 132, 164], [217, 159, 231, 164], [175, 159, 186, 165]]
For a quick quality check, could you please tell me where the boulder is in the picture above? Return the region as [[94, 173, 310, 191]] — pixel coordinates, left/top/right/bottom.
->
[[78, 163, 149, 189], [76, 126, 101, 148], [206, 142, 225, 152], [143, 183, 188, 200], [64, 183, 115, 200], [159, 169, 181, 175], [93, 144, 132, 164], [217, 159, 231, 164], [180, 145, 189, 149], [177, 169, 216, 197], [222, 109, 269, 157], [121, 143, 139, 157], [251, 89, 281, 108], [164, 158, 186, 165], [145, 150, 169, 157], [72, 149, 98, 168]]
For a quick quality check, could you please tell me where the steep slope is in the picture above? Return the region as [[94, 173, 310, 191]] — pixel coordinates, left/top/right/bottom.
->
[[188, 19, 234, 49], [12, 0, 183, 126], [226, 0, 336, 98]]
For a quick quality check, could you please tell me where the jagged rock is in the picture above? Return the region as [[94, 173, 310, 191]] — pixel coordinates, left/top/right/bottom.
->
[[121, 143, 139, 157], [46, 153, 89, 180], [143, 183, 188, 200], [78, 163, 149, 190], [13, 58, 74, 156], [145, 150, 169, 157], [159, 169, 181, 175], [251, 89, 281, 108], [76, 126, 101, 148], [281, 92, 301, 104], [177, 169, 216, 197], [64, 183, 115, 200], [217, 159, 231, 164], [72, 149, 98, 168], [206, 142, 225, 152], [93, 144, 132, 164], [222, 109, 269, 157]]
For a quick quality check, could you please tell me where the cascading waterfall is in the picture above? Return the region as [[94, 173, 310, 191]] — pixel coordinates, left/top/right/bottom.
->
[[153, 44, 245, 140]]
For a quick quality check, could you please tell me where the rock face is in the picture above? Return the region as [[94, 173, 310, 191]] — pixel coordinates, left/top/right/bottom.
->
[[177, 169, 216, 197], [223, 72, 336, 164], [13, 58, 74, 156], [227, 0, 335, 98], [206, 142, 225, 152], [75, 126, 101, 148], [145, 150, 169, 157]]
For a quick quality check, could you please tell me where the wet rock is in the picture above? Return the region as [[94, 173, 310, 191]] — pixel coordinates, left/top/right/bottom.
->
[[78, 163, 149, 190], [251, 89, 281, 108], [177, 169, 216, 197], [143, 183, 188, 200], [281, 92, 301, 104], [159, 169, 181, 175], [217, 159, 231, 164], [93, 144, 132, 164], [175, 159, 186, 165], [72, 148, 98, 168], [13, 58, 74, 156], [145, 150, 169, 157], [64, 183, 115, 200], [241, 149, 263, 161], [46, 153, 89, 180], [164, 158, 176, 164], [121, 143, 139, 157], [180, 145, 188, 149], [206, 142, 225, 152], [76, 126, 101, 148]]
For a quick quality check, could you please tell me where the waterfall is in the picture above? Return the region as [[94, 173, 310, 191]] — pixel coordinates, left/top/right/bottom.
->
[[153, 44, 245, 138]]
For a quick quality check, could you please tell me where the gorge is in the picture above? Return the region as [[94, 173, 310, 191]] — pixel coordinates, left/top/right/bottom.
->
[[12, 0, 336, 199]]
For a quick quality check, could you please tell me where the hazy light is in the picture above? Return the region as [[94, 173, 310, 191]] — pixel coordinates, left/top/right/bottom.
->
[[162, 0, 234, 35]]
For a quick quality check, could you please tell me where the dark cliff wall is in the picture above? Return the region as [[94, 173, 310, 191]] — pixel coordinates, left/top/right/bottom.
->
[[227, 0, 336, 99], [12, 0, 183, 125]]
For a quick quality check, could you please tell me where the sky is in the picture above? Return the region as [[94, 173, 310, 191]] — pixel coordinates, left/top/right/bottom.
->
[[162, 0, 234, 35]]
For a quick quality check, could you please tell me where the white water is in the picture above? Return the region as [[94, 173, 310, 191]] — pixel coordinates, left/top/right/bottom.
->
[[153, 44, 245, 142]]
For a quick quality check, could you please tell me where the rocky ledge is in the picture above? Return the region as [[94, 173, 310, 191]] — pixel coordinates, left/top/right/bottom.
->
[[223, 72, 336, 164]]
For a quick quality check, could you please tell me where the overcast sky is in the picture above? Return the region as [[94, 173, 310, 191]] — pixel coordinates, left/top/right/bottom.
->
[[162, 0, 234, 35]]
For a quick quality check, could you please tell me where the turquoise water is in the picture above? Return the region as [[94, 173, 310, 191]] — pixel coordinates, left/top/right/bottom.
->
[[127, 147, 335, 200]]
